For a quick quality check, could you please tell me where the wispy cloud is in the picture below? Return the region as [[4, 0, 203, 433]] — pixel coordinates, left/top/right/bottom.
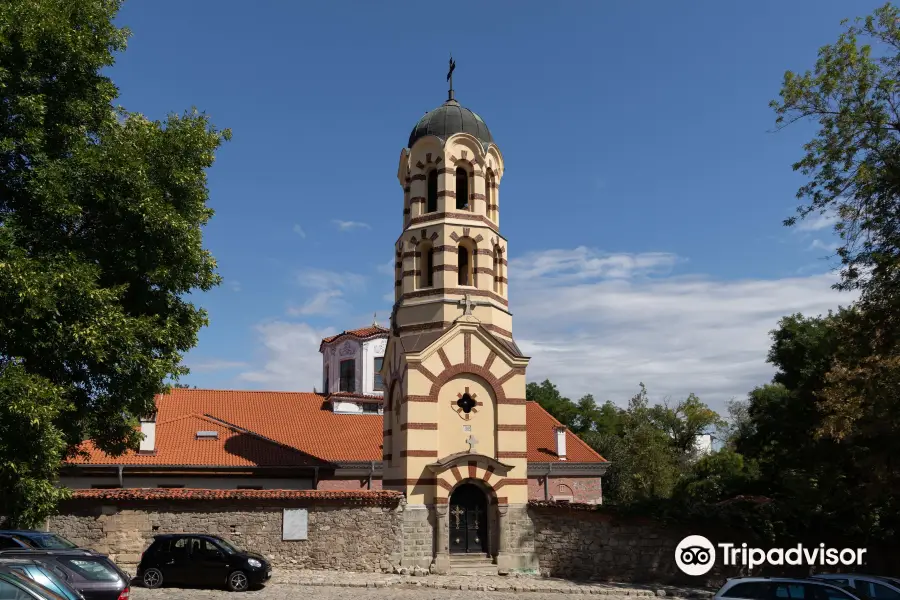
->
[[796, 210, 839, 232], [239, 322, 335, 390], [333, 220, 371, 231], [808, 238, 838, 252], [510, 249, 856, 413], [511, 247, 681, 282], [376, 259, 394, 275], [288, 290, 344, 316], [227, 280, 242, 292], [296, 267, 366, 291], [293, 224, 307, 238], [188, 359, 249, 373]]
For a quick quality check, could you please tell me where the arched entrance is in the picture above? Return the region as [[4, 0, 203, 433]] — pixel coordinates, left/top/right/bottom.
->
[[448, 483, 488, 554]]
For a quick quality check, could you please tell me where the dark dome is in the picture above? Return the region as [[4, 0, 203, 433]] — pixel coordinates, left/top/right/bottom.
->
[[408, 99, 493, 149]]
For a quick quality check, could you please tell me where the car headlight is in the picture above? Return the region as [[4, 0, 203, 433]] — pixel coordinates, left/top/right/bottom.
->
[[247, 559, 262, 568]]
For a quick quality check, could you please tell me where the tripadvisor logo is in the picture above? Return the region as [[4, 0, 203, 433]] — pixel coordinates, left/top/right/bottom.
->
[[674, 536, 868, 576]]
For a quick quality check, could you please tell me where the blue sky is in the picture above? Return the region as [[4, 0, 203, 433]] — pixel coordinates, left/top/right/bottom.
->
[[109, 0, 876, 412]]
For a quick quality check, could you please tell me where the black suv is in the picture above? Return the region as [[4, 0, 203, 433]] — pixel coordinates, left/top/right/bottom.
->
[[137, 534, 271, 592]]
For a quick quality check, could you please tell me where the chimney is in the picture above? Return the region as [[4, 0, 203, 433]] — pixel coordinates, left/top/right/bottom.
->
[[139, 413, 156, 453], [554, 425, 567, 461]]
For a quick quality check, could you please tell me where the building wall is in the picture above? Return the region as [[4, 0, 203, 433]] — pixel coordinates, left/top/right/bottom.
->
[[321, 336, 387, 397], [58, 476, 314, 490], [316, 478, 382, 491], [50, 496, 403, 571], [527, 476, 602, 504], [362, 337, 388, 397]]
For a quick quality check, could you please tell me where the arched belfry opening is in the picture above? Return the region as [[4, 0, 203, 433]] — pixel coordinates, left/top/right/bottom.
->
[[449, 482, 489, 555]]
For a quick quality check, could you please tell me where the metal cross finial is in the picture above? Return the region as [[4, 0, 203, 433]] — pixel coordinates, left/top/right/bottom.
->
[[447, 55, 456, 101], [466, 434, 478, 453], [372, 312, 378, 327], [458, 294, 474, 316]]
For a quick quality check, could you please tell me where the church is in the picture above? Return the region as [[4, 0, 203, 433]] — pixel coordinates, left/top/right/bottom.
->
[[62, 72, 608, 571]]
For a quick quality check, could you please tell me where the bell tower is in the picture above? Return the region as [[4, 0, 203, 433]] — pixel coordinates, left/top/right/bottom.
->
[[381, 62, 533, 574]]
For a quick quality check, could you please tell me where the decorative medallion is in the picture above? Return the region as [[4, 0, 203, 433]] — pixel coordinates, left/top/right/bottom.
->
[[339, 342, 355, 357], [452, 387, 479, 421], [374, 339, 387, 355]]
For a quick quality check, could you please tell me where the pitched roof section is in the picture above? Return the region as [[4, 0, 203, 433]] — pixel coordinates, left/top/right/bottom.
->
[[69, 488, 402, 506], [70, 390, 605, 468], [525, 401, 607, 463], [320, 325, 388, 349]]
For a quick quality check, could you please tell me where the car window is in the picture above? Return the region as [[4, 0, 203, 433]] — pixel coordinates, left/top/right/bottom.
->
[[0, 538, 22, 550], [201, 539, 221, 556], [0, 577, 32, 600], [724, 582, 771, 599], [865, 583, 900, 600], [1, 572, 66, 600], [25, 535, 76, 550], [151, 539, 170, 554], [215, 538, 240, 554], [772, 583, 810, 599], [171, 538, 188, 558], [56, 558, 119, 582], [807, 583, 857, 600]]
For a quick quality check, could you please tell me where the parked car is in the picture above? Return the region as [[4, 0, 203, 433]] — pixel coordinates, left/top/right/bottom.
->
[[0, 559, 84, 600], [714, 577, 867, 600], [0, 532, 81, 551], [0, 550, 129, 600], [811, 574, 900, 600], [0, 570, 67, 600], [137, 534, 271, 592]]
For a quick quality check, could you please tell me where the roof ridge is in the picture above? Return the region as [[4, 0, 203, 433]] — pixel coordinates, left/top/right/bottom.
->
[[162, 389, 321, 396]]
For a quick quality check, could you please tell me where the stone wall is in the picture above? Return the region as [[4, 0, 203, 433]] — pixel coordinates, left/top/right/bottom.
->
[[50, 489, 403, 572], [397, 505, 435, 569]]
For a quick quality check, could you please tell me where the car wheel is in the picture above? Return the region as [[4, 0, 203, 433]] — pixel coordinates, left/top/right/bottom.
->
[[142, 568, 164, 589], [227, 570, 249, 592]]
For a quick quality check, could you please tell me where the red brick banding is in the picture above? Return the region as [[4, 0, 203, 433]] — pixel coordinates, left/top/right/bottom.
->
[[484, 351, 497, 371], [497, 424, 526, 431], [411, 174, 426, 181], [484, 323, 513, 338], [406, 395, 437, 403], [401, 422, 438, 431], [437, 191, 456, 199], [498, 398, 527, 405], [482, 466, 495, 482], [493, 478, 528, 491], [408, 212, 499, 233], [438, 479, 453, 491], [468, 461, 477, 478], [400, 450, 438, 458], [434, 264, 458, 272], [437, 348, 452, 370], [450, 466, 463, 482], [497, 367, 524, 386], [464, 333, 472, 365], [497, 451, 528, 459]]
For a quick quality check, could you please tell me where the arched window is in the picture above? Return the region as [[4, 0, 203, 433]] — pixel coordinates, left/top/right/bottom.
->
[[418, 242, 434, 288], [456, 167, 469, 210], [426, 169, 438, 213], [493, 245, 500, 293], [486, 169, 496, 221], [458, 245, 470, 286]]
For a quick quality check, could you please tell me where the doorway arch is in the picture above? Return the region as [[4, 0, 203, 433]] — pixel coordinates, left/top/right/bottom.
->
[[448, 482, 489, 554]]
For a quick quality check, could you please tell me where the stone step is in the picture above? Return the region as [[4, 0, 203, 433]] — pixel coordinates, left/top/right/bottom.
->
[[449, 553, 492, 564], [449, 554, 497, 576]]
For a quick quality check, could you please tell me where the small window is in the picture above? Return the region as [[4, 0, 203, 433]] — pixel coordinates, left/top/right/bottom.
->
[[418, 244, 434, 289], [373, 357, 384, 391], [362, 403, 380, 413], [324, 365, 329, 394], [426, 170, 438, 213], [456, 167, 469, 210], [339, 359, 355, 393]]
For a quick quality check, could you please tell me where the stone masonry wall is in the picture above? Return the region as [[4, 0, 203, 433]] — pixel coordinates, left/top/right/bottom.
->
[[50, 497, 403, 572], [398, 505, 435, 569]]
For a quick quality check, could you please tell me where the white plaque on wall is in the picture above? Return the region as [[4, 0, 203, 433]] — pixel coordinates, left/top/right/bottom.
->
[[282, 508, 308, 541]]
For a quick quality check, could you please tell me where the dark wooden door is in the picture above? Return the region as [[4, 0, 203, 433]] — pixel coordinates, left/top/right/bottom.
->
[[449, 484, 487, 554]]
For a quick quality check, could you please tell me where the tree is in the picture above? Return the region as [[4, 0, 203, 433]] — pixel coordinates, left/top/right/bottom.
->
[[0, 0, 229, 525], [772, 1, 900, 521]]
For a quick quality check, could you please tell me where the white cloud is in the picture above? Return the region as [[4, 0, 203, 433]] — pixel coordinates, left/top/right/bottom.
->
[[376, 259, 394, 275], [513, 247, 681, 281], [188, 359, 249, 373], [296, 268, 366, 292], [293, 224, 306, 238], [808, 238, 838, 252], [333, 220, 371, 231], [288, 290, 345, 316], [227, 280, 242, 292], [796, 210, 839, 232], [239, 321, 335, 391], [511, 248, 857, 413]]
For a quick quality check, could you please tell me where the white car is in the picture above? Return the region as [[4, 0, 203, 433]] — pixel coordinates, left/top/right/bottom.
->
[[714, 577, 866, 600], [811, 574, 900, 600]]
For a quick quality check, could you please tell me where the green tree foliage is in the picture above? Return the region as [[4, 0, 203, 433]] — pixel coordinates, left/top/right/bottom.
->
[[0, 0, 229, 525], [771, 1, 900, 536]]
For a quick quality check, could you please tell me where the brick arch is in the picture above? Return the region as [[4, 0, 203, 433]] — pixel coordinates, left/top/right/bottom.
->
[[426, 337, 518, 405], [448, 476, 499, 504]]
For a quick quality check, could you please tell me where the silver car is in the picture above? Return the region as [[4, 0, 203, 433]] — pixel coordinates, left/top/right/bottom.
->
[[714, 577, 866, 600], [811, 574, 900, 600]]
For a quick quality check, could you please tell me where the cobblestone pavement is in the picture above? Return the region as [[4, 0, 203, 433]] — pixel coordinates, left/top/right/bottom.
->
[[128, 568, 714, 600]]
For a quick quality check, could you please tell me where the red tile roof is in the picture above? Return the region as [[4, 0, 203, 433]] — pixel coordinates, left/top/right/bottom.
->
[[526, 401, 607, 462], [320, 325, 388, 346], [69, 488, 402, 506], [70, 390, 605, 468]]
